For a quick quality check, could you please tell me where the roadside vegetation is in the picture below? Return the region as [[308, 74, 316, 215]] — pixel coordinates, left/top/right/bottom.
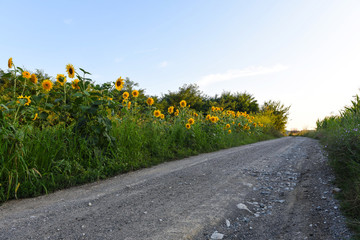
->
[[0, 58, 289, 203], [314, 93, 360, 239]]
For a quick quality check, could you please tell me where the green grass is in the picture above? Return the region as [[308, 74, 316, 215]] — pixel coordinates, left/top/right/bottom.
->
[[315, 94, 360, 239], [0, 115, 277, 204]]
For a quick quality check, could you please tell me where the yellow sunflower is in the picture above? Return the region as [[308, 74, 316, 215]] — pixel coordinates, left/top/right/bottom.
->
[[123, 91, 129, 99], [115, 77, 124, 91], [22, 71, 31, 79], [188, 118, 195, 125], [160, 114, 165, 119], [71, 79, 80, 89], [127, 101, 131, 109], [168, 106, 174, 114], [132, 90, 139, 98], [228, 130, 232, 134], [185, 123, 191, 129], [225, 124, 230, 129], [30, 74, 38, 84], [210, 116, 218, 123], [66, 64, 75, 78], [8, 58, 13, 68], [206, 115, 211, 120], [56, 74, 67, 86], [146, 97, 154, 106], [42, 79, 53, 91], [17, 95, 31, 106], [174, 109, 179, 116], [180, 100, 187, 108], [154, 110, 161, 117]]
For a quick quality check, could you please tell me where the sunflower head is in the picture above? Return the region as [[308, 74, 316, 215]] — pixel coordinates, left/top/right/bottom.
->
[[56, 74, 67, 86], [206, 115, 211, 120], [174, 109, 179, 116], [42, 79, 53, 91], [115, 77, 124, 91], [210, 116, 217, 123], [225, 124, 230, 129], [8, 58, 13, 68], [123, 91, 129, 99], [180, 100, 187, 108], [17, 95, 31, 106], [66, 64, 75, 78], [188, 118, 195, 125], [168, 106, 174, 114], [160, 114, 165, 119], [228, 130, 232, 134], [30, 74, 38, 84], [146, 97, 154, 106], [185, 123, 191, 129], [132, 90, 139, 98], [22, 71, 31, 79], [154, 110, 161, 118], [71, 79, 80, 89], [127, 101, 131, 109]]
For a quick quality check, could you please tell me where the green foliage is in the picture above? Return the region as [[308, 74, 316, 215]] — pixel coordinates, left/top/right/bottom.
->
[[316, 93, 360, 238], [0, 59, 286, 204], [261, 100, 290, 133], [210, 91, 260, 113]]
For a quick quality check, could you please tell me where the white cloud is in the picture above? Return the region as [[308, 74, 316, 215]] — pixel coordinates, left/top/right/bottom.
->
[[197, 64, 288, 86], [63, 19, 73, 24], [159, 61, 168, 68]]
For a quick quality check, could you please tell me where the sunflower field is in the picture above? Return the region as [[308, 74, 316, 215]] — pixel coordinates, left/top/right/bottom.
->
[[0, 59, 281, 203]]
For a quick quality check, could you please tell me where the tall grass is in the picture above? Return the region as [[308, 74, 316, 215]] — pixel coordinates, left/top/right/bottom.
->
[[316, 93, 360, 239]]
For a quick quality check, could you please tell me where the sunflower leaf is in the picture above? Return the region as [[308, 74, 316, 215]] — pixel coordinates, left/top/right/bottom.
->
[[79, 68, 91, 75]]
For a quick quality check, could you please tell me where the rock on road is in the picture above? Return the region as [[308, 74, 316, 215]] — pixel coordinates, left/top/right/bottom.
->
[[0, 137, 352, 239]]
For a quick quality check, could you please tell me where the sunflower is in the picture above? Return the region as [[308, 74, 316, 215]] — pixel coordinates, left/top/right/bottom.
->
[[225, 124, 230, 129], [146, 97, 154, 106], [154, 110, 161, 117], [42, 79, 53, 91], [228, 130, 232, 134], [122, 99, 128, 106], [132, 90, 139, 98], [206, 115, 211, 120], [71, 79, 80, 89], [168, 106, 174, 114], [211, 106, 215, 112], [56, 74, 67, 86], [17, 95, 31, 106], [210, 116, 218, 123], [180, 100, 186, 108], [66, 64, 75, 78], [22, 71, 31, 79], [123, 91, 129, 99], [30, 74, 38, 84], [115, 77, 124, 91], [174, 109, 179, 116], [127, 101, 131, 109], [8, 58, 13, 68], [253, 123, 257, 127], [160, 114, 165, 119], [188, 118, 195, 125], [185, 123, 191, 129]]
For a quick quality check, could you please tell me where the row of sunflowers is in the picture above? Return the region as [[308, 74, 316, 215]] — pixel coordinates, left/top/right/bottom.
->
[[0, 59, 272, 202]]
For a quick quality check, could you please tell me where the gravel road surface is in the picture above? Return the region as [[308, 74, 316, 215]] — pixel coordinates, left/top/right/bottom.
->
[[0, 137, 352, 239]]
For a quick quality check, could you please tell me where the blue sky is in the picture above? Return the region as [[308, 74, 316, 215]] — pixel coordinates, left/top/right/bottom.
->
[[1, 0, 360, 130]]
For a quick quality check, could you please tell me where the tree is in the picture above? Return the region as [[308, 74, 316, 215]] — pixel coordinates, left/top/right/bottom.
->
[[261, 100, 290, 132]]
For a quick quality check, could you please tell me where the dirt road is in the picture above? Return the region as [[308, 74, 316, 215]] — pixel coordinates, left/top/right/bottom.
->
[[0, 137, 352, 239]]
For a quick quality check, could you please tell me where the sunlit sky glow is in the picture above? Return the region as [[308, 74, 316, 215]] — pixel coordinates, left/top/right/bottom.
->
[[1, 0, 360, 130]]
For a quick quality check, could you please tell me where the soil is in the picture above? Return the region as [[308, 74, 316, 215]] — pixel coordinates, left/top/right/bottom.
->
[[0, 137, 352, 239]]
